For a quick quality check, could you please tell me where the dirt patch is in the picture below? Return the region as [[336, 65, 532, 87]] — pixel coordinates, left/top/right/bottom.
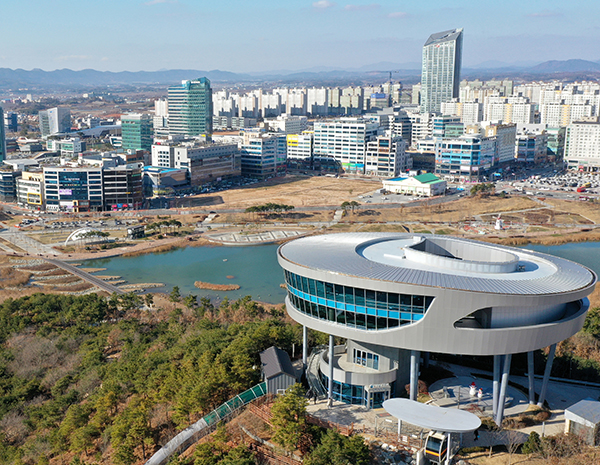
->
[[48, 282, 94, 293], [194, 176, 381, 211], [39, 276, 82, 285], [0, 267, 32, 286], [17, 263, 57, 272], [40, 268, 71, 277], [546, 198, 600, 223]]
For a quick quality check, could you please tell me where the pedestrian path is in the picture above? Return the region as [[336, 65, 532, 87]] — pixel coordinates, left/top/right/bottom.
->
[[206, 229, 306, 244], [0, 226, 62, 256]]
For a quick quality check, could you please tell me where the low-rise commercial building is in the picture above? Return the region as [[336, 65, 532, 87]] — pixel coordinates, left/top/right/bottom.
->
[[365, 135, 411, 177], [143, 166, 189, 196], [515, 132, 548, 164], [286, 132, 313, 161], [313, 118, 380, 174], [382, 173, 446, 196], [435, 134, 495, 182], [264, 114, 308, 134], [43, 166, 103, 212], [16, 171, 44, 210], [152, 141, 240, 185], [0, 166, 20, 201], [565, 121, 600, 171], [102, 163, 144, 211], [46, 137, 86, 156], [173, 143, 240, 186], [240, 132, 287, 178]]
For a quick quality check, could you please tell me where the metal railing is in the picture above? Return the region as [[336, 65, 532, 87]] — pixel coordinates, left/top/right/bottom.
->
[[144, 382, 268, 465]]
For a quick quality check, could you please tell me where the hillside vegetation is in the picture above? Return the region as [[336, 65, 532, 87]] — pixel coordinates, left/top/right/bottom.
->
[[0, 293, 299, 464]]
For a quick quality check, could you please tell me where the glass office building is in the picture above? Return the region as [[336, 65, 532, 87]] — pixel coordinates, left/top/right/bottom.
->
[[167, 78, 213, 137]]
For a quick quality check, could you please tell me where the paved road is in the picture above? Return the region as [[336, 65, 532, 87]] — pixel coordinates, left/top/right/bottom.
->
[[45, 258, 125, 295]]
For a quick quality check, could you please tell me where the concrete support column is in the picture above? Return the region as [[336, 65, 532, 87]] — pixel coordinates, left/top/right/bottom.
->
[[492, 355, 501, 416], [445, 432, 452, 465], [527, 351, 536, 405], [410, 350, 420, 401], [537, 343, 556, 408], [328, 334, 334, 401], [495, 354, 512, 426], [302, 326, 308, 366]]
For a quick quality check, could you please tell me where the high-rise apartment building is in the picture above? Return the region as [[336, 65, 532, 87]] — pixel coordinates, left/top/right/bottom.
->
[[0, 107, 5, 163], [39, 107, 71, 137], [121, 113, 153, 152], [421, 29, 463, 114], [167, 78, 212, 137]]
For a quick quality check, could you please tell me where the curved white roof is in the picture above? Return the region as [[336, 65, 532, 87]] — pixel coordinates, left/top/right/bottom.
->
[[383, 398, 481, 433], [278, 233, 595, 296]]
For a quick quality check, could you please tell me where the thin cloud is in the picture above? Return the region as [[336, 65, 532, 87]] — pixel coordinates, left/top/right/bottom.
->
[[345, 4, 380, 11], [388, 11, 408, 18], [313, 1, 336, 9], [527, 11, 559, 18], [55, 55, 92, 62], [144, 0, 178, 5]]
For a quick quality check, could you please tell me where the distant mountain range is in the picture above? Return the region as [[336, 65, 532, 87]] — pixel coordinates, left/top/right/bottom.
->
[[1, 59, 600, 91]]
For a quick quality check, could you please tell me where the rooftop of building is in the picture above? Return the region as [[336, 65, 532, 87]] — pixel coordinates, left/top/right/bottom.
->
[[142, 166, 186, 173], [386, 174, 443, 184], [278, 233, 596, 296], [424, 28, 463, 47], [260, 346, 296, 380]]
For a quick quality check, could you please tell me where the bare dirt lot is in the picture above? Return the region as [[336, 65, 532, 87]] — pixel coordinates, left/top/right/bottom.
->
[[194, 176, 381, 210]]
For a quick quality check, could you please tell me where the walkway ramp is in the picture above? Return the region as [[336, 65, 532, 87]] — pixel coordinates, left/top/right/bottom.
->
[[306, 347, 328, 399], [145, 382, 268, 465]]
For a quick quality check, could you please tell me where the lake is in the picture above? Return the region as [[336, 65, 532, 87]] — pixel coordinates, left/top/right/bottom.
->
[[80, 243, 287, 304], [80, 240, 600, 304], [523, 241, 600, 276]]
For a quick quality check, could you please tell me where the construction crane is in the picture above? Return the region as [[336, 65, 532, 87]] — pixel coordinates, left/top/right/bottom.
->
[[366, 70, 403, 106], [367, 70, 401, 85]]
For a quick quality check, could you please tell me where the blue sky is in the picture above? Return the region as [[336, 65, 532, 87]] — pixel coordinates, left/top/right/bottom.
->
[[2, 0, 599, 72]]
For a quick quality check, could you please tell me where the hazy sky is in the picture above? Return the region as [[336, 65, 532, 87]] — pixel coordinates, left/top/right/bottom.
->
[[2, 0, 599, 72]]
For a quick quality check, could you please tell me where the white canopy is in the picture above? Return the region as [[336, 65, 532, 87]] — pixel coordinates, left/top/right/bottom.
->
[[383, 398, 481, 433]]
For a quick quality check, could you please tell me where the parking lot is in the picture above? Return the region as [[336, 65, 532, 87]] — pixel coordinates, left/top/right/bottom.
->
[[497, 170, 600, 201]]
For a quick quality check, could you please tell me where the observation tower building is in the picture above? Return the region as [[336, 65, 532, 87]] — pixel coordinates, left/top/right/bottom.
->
[[277, 233, 596, 423]]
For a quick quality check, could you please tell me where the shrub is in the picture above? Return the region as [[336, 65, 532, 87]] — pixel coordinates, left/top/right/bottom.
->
[[521, 431, 541, 455]]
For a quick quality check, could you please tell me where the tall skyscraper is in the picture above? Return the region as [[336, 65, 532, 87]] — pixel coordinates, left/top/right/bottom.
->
[[421, 28, 463, 114], [121, 113, 153, 152], [38, 107, 71, 137], [167, 77, 212, 137]]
